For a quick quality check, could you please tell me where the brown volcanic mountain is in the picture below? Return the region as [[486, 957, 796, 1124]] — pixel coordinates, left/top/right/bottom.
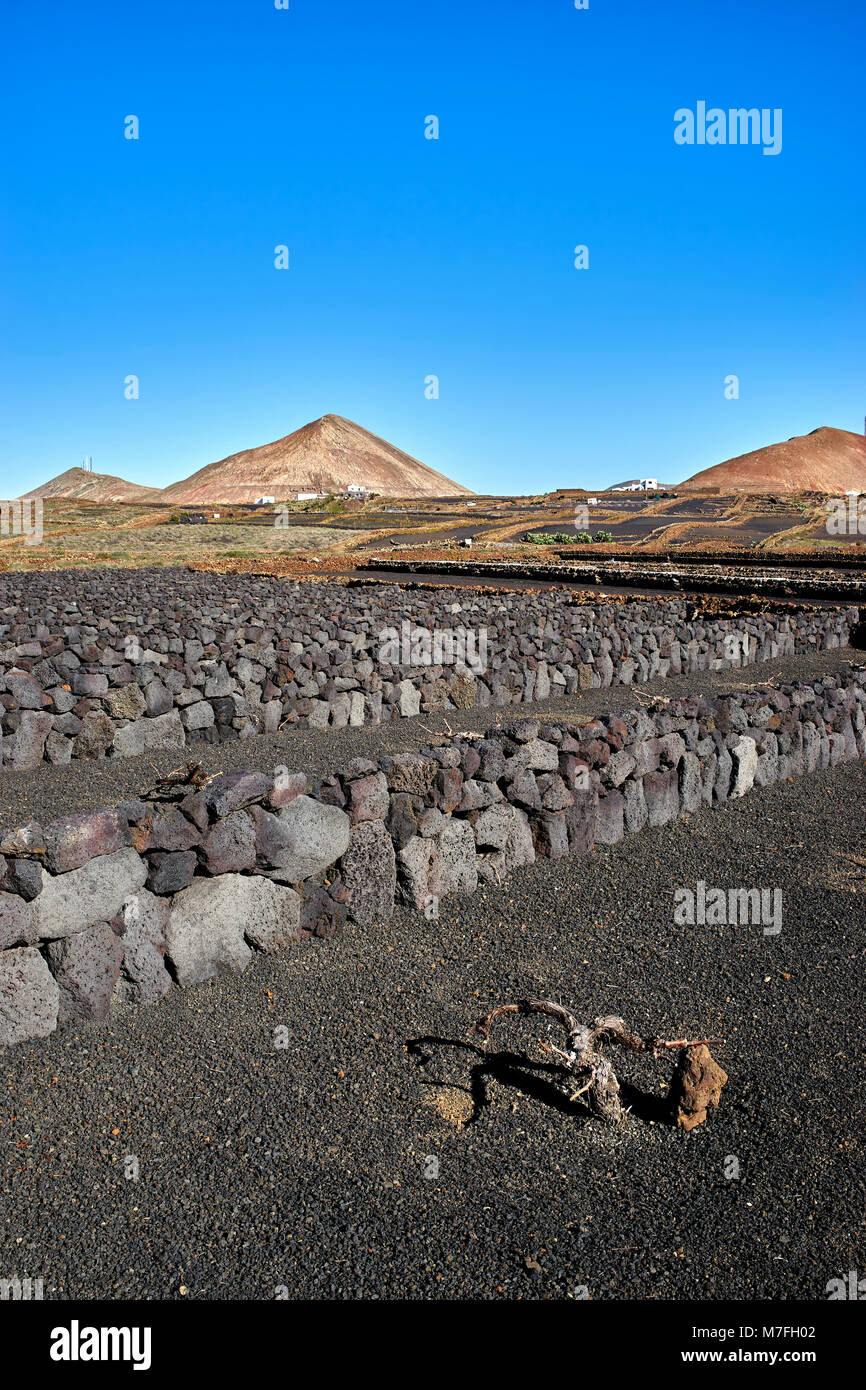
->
[[161, 415, 473, 503], [681, 426, 866, 493], [20, 467, 162, 503]]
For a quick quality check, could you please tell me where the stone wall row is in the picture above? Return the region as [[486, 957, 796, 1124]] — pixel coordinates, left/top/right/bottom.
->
[[1, 663, 864, 1047], [0, 567, 857, 767]]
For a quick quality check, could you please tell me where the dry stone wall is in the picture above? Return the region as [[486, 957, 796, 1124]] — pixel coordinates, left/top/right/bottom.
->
[[0, 568, 857, 767], [2, 663, 864, 1047]]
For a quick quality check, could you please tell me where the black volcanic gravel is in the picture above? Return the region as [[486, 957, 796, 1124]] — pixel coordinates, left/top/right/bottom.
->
[[0, 752, 863, 1300]]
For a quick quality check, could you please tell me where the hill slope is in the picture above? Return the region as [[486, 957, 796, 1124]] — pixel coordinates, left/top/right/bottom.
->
[[681, 427, 866, 493], [161, 415, 473, 503], [20, 467, 163, 503]]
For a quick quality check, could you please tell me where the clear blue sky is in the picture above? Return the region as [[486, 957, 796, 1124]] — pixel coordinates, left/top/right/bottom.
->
[[1, 0, 864, 496]]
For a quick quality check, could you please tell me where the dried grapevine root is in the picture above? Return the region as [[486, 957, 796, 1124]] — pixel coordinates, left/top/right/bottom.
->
[[470, 999, 726, 1128]]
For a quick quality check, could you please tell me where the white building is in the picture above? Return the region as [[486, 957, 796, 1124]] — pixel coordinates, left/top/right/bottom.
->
[[611, 479, 658, 493], [255, 496, 276, 505], [296, 492, 320, 502]]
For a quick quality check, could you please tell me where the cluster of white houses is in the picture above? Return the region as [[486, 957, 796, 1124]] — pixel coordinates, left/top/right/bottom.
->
[[610, 478, 658, 493], [295, 484, 370, 502], [249, 482, 666, 508], [252, 484, 370, 505]]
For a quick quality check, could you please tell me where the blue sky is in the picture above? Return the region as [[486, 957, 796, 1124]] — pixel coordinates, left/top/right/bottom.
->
[[1, 0, 864, 496]]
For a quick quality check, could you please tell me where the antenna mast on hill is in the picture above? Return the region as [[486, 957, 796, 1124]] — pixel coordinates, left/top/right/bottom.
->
[[82, 456, 93, 472]]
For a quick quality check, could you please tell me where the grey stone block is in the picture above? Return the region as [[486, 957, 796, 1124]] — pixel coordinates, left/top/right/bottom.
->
[[260, 795, 351, 880], [340, 821, 396, 926], [199, 812, 257, 875], [0, 947, 59, 1045], [8, 710, 53, 770], [112, 889, 173, 1007], [32, 848, 147, 941], [165, 875, 254, 985], [46, 922, 124, 1022], [0, 892, 36, 950], [112, 710, 185, 757], [594, 789, 625, 844], [730, 735, 758, 798]]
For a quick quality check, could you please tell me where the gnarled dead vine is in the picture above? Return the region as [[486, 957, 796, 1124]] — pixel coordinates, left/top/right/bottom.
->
[[470, 998, 726, 1127]]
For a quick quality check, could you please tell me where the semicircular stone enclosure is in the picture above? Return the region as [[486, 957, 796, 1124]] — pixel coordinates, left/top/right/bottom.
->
[[1, 631, 864, 1046], [0, 568, 856, 766]]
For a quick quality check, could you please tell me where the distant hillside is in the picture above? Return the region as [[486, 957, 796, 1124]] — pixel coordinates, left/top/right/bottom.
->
[[20, 467, 162, 503], [161, 415, 473, 503], [681, 427, 866, 493]]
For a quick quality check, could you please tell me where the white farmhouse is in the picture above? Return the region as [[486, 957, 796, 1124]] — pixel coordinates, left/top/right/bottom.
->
[[611, 478, 658, 493]]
